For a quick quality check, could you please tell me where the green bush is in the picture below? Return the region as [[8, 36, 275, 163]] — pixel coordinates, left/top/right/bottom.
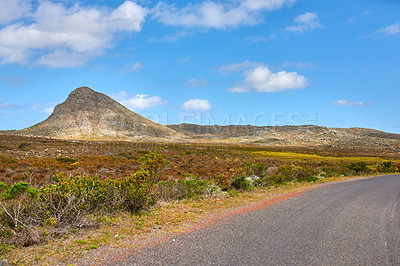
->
[[270, 165, 319, 184], [343, 161, 367, 173], [56, 157, 77, 164], [39, 172, 156, 218], [0, 182, 39, 228], [0, 173, 157, 247], [227, 189, 238, 197], [156, 175, 209, 201], [244, 162, 268, 177], [295, 167, 319, 182], [1, 182, 38, 201], [17, 142, 31, 149], [322, 167, 341, 177], [214, 173, 231, 191], [114, 152, 136, 160], [120, 171, 156, 213], [377, 161, 396, 173], [0, 150, 171, 248], [207, 185, 222, 196], [270, 165, 299, 184], [139, 151, 168, 181], [232, 175, 254, 191]]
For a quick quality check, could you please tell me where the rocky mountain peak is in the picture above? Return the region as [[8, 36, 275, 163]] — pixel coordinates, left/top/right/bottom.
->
[[20, 87, 177, 140], [68, 86, 97, 98], [52, 86, 116, 115]]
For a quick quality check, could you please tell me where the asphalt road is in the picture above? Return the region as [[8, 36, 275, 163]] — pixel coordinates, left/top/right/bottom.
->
[[116, 175, 400, 265]]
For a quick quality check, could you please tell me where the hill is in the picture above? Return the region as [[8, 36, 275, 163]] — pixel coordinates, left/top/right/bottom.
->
[[18, 87, 177, 140]]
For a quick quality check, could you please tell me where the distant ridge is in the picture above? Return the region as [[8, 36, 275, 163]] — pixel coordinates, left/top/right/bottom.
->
[[167, 123, 327, 137], [167, 123, 400, 140], [19, 87, 177, 139], [167, 123, 400, 151]]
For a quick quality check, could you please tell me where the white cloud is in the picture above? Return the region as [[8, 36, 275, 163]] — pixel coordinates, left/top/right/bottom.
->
[[0, 0, 31, 25], [285, 12, 323, 33], [245, 33, 277, 43], [152, 0, 297, 29], [377, 22, 400, 36], [218, 60, 265, 72], [111, 91, 130, 101], [227, 65, 309, 93], [152, 2, 254, 29], [348, 10, 370, 24], [127, 62, 144, 73], [0, 1, 147, 67], [332, 100, 373, 107], [241, 0, 297, 11], [182, 99, 211, 111], [120, 94, 168, 110], [37, 50, 97, 68], [185, 78, 208, 87], [149, 30, 194, 42]]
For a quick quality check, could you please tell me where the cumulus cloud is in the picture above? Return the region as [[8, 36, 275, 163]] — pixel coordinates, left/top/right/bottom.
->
[[285, 12, 323, 33], [241, 0, 297, 11], [120, 94, 168, 110], [377, 22, 400, 36], [0, 0, 31, 25], [0, 1, 148, 67], [227, 64, 309, 93], [153, 2, 255, 29], [332, 100, 373, 107], [37, 50, 97, 68], [182, 99, 211, 111], [152, 0, 297, 29], [185, 78, 208, 87]]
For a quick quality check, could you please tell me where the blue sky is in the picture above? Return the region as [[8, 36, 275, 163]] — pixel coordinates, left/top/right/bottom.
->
[[0, 0, 399, 133]]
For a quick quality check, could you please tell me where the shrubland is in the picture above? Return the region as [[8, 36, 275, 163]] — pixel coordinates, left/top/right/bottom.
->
[[0, 134, 399, 257]]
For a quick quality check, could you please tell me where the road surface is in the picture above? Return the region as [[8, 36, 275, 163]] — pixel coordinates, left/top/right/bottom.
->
[[106, 175, 400, 265]]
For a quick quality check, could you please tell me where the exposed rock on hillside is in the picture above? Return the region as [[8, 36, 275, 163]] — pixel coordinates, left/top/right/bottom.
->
[[20, 87, 177, 139]]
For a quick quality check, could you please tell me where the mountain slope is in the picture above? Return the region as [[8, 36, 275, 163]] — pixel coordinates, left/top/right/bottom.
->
[[20, 87, 176, 139], [167, 123, 400, 152]]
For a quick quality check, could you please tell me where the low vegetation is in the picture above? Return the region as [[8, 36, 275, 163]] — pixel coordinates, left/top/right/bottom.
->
[[0, 134, 399, 262]]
